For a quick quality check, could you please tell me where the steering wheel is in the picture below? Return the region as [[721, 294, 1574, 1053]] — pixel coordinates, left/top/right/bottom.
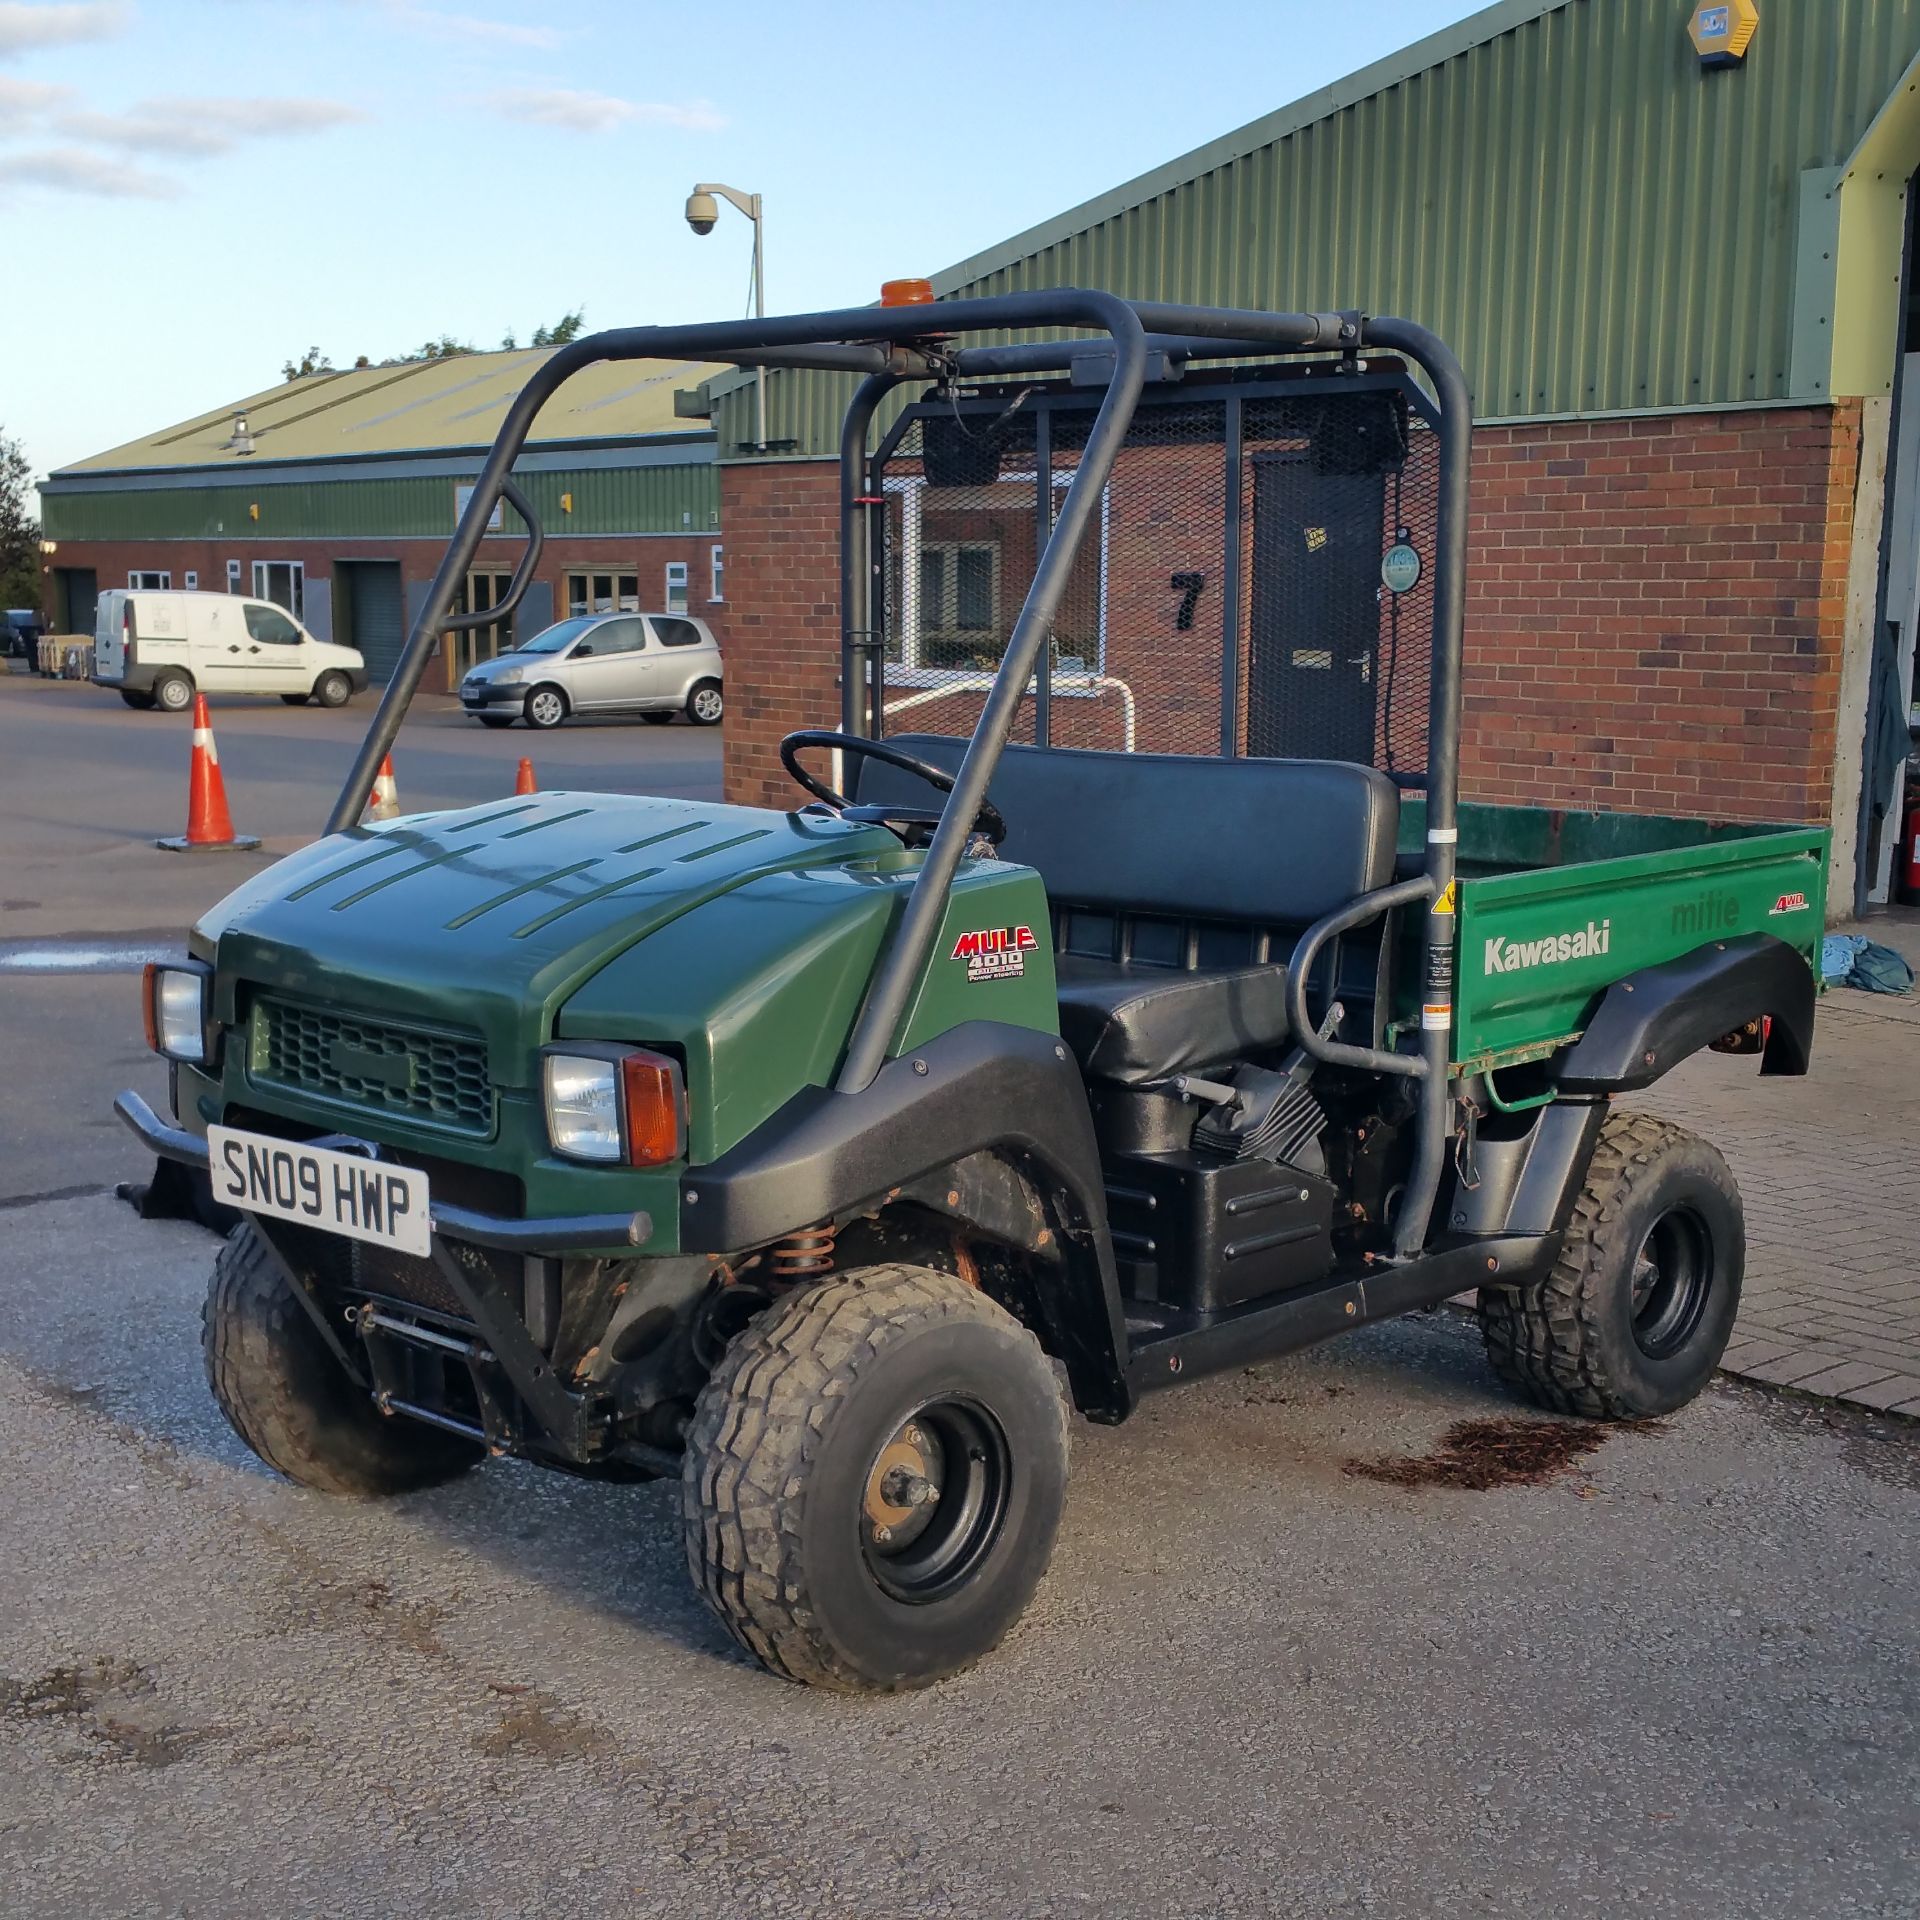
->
[[779, 730, 1007, 848]]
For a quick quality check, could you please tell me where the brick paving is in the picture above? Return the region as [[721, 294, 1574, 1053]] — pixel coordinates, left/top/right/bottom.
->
[[1634, 912, 1920, 1417]]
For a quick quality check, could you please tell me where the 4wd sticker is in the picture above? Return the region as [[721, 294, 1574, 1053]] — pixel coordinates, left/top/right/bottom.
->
[[1483, 919, 1611, 977], [1770, 891, 1811, 916], [952, 925, 1039, 983]]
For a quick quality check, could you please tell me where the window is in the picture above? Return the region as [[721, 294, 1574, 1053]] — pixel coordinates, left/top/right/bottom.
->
[[664, 562, 690, 614], [565, 570, 638, 616], [882, 467, 1107, 684], [244, 604, 303, 645], [650, 617, 703, 648], [183, 571, 199, 591], [128, 570, 171, 589], [709, 543, 725, 602], [225, 561, 242, 592], [577, 617, 646, 656], [251, 560, 304, 619]]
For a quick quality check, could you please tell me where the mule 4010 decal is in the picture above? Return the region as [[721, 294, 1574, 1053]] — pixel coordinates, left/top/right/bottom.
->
[[952, 924, 1040, 982]]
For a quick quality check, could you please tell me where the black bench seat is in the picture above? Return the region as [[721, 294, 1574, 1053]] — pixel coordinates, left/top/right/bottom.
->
[[852, 736, 1401, 1085]]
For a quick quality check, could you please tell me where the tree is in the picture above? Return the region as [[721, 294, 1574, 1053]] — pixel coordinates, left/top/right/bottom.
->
[[281, 346, 335, 380], [406, 334, 477, 362], [502, 310, 587, 351], [0, 428, 42, 615]]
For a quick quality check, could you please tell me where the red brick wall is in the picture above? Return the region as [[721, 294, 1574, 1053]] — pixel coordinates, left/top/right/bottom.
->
[[1464, 404, 1859, 822], [719, 404, 1863, 826]]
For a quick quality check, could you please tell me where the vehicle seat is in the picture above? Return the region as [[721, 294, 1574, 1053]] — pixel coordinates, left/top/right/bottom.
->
[[853, 737, 1401, 1086]]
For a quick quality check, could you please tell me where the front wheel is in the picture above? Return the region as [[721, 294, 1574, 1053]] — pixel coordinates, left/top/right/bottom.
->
[[524, 685, 568, 729], [313, 670, 353, 708], [203, 1223, 483, 1496], [1479, 1113, 1743, 1421], [682, 1265, 1069, 1692], [685, 679, 723, 726]]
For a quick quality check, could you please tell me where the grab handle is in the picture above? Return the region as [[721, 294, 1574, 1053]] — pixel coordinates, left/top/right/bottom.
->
[[1283, 874, 1436, 1080]]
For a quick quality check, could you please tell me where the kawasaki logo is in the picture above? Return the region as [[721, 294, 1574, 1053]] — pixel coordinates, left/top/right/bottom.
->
[[1483, 919, 1611, 976]]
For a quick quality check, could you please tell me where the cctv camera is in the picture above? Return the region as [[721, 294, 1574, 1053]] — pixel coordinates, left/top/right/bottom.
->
[[685, 190, 719, 236]]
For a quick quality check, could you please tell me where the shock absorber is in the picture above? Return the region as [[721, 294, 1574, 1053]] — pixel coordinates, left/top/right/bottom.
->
[[769, 1222, 837, 1280]]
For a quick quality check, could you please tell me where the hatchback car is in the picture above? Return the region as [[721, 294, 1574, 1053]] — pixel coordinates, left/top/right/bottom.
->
[[459, 611, 724, 729]]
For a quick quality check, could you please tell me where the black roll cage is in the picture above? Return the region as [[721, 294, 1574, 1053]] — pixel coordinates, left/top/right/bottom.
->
[[327, 292, 1470, 1261]]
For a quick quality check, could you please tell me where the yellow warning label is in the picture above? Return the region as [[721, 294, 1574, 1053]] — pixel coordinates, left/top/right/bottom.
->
[[1305, 526, 1328, 552], [1434, 879, 1458, 915]]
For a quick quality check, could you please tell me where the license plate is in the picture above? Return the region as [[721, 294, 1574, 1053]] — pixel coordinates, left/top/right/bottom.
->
[[207, 1125, 431, 1257]]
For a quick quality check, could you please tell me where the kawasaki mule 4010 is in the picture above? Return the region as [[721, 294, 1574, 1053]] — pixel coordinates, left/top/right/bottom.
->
[[122, 288, 1825, 1690]]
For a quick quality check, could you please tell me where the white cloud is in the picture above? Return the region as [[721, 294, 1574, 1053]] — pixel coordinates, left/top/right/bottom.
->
[[488, 87, 726, 134], [60, 96, 366, 156], [0, 143, 177, 197], [0, 73, 70, 115], [0, 2, 126, 59], [382, 4, 563, 50]]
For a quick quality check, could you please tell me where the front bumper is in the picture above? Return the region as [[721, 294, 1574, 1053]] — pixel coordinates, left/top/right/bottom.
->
[[118, 1088, 656, 1466], [115, 1089, 650, 1254], [459, 680, 526, 709]]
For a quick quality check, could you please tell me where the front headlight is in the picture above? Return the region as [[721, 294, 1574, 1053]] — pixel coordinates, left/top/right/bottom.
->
[[491, 664, 525, 685], [543, 1046, 686, 1167], [143, 962, 211, 1064], [544, 1053, 622, 1162]]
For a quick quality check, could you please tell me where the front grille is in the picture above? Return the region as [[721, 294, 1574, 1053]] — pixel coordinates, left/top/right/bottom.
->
[[252, 997, 494, 1136]]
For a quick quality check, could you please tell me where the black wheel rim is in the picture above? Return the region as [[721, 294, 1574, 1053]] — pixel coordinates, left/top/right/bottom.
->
[[1629, 1205, 1714, 1360], [860, 1397, 1011, 1605]]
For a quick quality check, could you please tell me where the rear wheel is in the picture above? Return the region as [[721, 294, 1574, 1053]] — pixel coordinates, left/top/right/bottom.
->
[[524, 685, 568, 730], [203, 1222, 483, 1496], [683, 1264, 1069, 1692], [1479, 1113, 1743, 1421], [313, 670, 352, 708], [120, 689, 156, 710], [153, 671, 193, 714], [686, 680, 724, 726]]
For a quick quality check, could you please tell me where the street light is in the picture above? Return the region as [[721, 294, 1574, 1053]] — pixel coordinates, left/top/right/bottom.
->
[[684, 181, 766, 452]]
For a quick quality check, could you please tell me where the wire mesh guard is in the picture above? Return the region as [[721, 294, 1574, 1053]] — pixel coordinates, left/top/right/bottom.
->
[[875, 377, 1438, 776]]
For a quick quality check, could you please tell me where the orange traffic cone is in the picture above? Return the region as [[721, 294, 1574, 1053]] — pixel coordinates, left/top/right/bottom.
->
[[514, 757, 538, 796], [365, 755, 401, 823], [156, 694, 260, 853]]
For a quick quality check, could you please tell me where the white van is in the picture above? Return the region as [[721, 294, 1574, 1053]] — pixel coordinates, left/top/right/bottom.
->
[[94, 590, 368, 713]]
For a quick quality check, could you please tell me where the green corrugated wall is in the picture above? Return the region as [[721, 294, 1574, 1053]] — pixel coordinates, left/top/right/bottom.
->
[[39, 459, 720, 542], [712, 0, 1920, 458]]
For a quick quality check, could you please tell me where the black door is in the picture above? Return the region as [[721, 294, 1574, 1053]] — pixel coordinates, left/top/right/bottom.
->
[[335, 561, 405, 683], [57, 568, 98, 637], [1246, 456, 1383, 763]]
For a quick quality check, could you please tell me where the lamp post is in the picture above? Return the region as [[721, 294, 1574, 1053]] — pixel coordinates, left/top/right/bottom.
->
[[685, 182, 766, 452]]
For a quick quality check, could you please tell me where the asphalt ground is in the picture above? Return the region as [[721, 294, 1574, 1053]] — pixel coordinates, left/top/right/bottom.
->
[[2, 665, 1918, 1916]]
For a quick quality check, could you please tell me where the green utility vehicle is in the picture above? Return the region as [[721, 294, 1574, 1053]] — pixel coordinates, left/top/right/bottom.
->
[[122, 291, 1825, 1692]]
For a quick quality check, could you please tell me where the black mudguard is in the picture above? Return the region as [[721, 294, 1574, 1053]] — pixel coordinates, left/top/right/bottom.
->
[[679, 1021, 1132, 1419], [1553, 932, 1815, 1096]]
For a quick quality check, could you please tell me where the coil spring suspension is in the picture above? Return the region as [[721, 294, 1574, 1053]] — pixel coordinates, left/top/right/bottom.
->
[[769, 1222, 837, 1280]]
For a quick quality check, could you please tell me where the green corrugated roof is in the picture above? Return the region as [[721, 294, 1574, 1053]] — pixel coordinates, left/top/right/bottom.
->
[[59, 350, 729, 477], [709, 0, 1920, 456]]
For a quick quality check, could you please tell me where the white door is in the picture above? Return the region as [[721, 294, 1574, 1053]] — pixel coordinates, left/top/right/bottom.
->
[[232, 600, 311, 693]]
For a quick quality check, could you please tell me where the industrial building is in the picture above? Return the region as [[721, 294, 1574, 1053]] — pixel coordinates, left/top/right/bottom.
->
[[37, 349, 725, 688], [690, 0, 1920, 915]]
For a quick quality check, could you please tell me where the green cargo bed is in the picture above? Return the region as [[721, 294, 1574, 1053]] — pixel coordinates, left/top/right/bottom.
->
[[1396, 802, 1830, 1074]]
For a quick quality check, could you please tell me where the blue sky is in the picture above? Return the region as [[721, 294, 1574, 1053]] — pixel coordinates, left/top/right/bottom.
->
[[0, 0, 1485, 489]]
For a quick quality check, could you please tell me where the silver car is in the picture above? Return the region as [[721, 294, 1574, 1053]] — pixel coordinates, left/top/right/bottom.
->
[[459, 611, 725, 730]]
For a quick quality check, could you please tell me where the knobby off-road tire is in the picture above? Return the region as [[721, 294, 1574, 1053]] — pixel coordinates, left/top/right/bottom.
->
[[682, 1264, 1070, 1692], [1479, 1112, 1744, 1421], [203, 1222, 482, 1496]]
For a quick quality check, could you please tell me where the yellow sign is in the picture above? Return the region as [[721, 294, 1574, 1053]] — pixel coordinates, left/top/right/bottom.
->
[[1689, 0, 1758, 66], [1304, 526, 1328, 553], [1434, 879, 1458, 916]]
